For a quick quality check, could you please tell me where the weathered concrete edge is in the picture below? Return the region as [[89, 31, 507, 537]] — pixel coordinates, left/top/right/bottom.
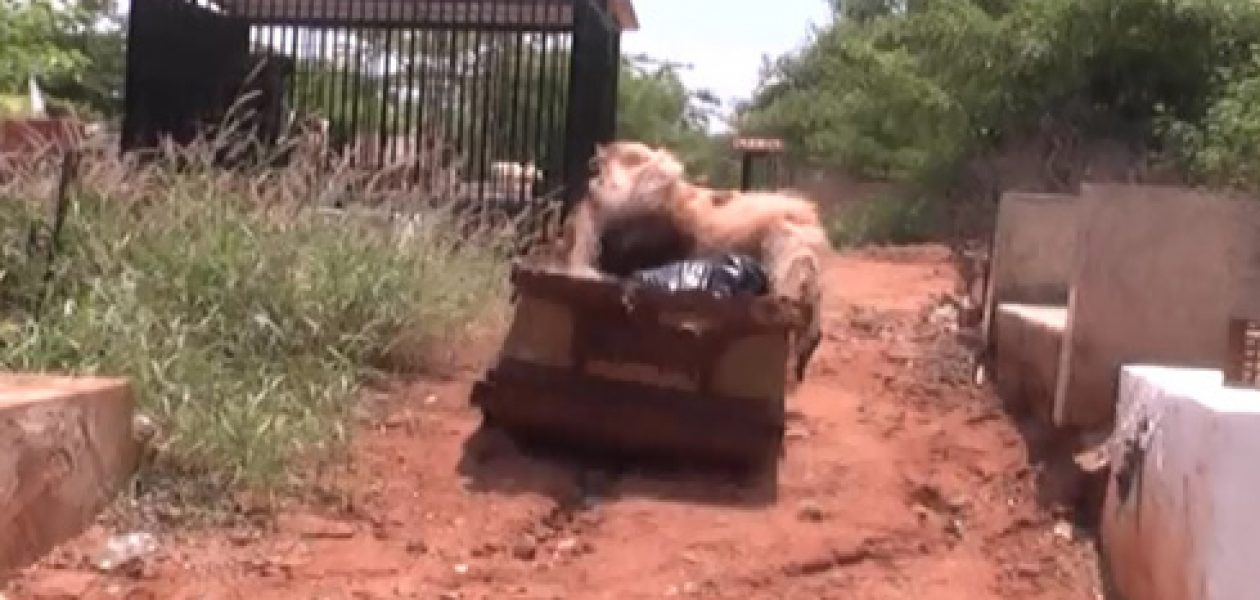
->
[[0, 377, 139, 578]]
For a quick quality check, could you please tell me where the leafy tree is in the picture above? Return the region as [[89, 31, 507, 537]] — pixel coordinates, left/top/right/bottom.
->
[[0, 0, 126, 118], [616, 55, 733, 182], [745, 0, 1260, 190]]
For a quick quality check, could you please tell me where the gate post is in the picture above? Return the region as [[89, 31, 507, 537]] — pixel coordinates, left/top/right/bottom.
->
[[562, 0, 623, 215], [733, 136, 786, 192]]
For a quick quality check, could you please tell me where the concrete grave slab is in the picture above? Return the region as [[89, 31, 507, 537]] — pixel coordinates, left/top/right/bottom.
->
[[1053, 184, 1260, 432], [1102, 365, 1260, 600], [981, 192, 1078, 348], [0, 374, 138, 577]]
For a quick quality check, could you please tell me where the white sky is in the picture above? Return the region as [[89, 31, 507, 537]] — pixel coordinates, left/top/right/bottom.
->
[[620, 0, 834, 128]]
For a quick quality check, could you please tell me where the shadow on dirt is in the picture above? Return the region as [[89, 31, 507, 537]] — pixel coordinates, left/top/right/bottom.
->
[[455, 422, 780, 509], [991, 376, 1122, 600]]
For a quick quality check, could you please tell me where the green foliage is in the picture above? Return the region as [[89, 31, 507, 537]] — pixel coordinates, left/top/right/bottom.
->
[[0, 94, 31, 117], [0, 149, 508, 491], [827, 192, 944, 248], [1159, 52, 1260, 189], [0, 0, 125, 118], [745, 0, 1260, 206], [0, 0, 89, 91], [616, 55, 738, 185]]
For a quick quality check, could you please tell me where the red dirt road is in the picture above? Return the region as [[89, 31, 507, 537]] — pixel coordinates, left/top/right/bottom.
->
[[10, 246, 1102, 599]]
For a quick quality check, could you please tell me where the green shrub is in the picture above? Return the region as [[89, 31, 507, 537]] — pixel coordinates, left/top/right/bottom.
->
[[827, 193, 944, 248], [1, 146, 510, 491]]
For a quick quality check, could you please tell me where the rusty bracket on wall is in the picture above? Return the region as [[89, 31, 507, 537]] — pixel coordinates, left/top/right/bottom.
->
[[1225, 318, 1260, 389]]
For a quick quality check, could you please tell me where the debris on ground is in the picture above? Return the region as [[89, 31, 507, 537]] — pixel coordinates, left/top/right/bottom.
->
[[10, 246, 1103, 600], [92, 532, 158, 573]]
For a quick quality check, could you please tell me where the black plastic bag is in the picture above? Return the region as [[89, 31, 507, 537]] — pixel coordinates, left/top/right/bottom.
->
[[630, 254, 770, 298]]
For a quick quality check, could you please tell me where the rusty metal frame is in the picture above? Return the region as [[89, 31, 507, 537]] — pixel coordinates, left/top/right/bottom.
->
[[1225, 318, 1260, 389], [470, 263, 792, 469], [122, 0, 630, 216], [733, 136, 786, 192]]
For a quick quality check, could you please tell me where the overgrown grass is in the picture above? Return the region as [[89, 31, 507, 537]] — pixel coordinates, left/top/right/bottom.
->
[[827, 193, 945, 248], [0, 139, 517, 492]]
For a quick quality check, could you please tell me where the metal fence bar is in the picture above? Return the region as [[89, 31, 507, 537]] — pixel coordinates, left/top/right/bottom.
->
[[124, 0, 620, 226], [378, 1, 396, 165], [535, 15, 553, 197], [516, 7, 534, 203], [508, 27, 526, 175], [563, 0, 597, 211], [401, 13, 417, 183], [467, 2, 486, 198], [454, 9, 470, 192], [546, 6, 568, 198], [288, 7, 302, 121], [474, 0, 495, 191], [335, 0, 353, 162], [528, 1, 545, 202], [412, 2, 434, 188], [603, 20, 620, 140], [349, 0, 366, 167], [444, 23, 458, 187], [315, 0, 329, 120]]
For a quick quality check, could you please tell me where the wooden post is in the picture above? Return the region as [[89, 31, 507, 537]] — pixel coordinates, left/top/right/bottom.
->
[[732, 136, 785, 192], [739, 152, 754, 192]]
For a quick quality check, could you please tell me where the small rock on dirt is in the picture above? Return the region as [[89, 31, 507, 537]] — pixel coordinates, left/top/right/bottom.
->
[[20, 572, 98, 600], [786, 427, 811, 441], [785, 555, 838, 577], [288, 515, 356, 540], [93, 532, 159, 573], [405, 539, 428, 555], [1015, 562, 1042, 578], [227, 529, 256, 547], [512, 539, 538, 561], [1053, 520, 1075, 541], [797, 501, 827, 522], [555, 537, 580, 555]]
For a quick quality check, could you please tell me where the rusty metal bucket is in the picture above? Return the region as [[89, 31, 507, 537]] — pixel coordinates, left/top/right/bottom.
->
[[471, 262, 805, 470]]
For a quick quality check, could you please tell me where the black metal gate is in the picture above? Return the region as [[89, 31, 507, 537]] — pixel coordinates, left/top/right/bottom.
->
[[121, 0, 635, 210]]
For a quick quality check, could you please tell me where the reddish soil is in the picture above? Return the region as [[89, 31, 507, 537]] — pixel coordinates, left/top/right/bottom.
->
[[8, 245, 1102, 600]]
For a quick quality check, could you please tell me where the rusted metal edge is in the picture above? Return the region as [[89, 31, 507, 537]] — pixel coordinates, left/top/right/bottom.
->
[[509, 261, 809, 330], [470, 361, 785, 466], [1225, 317, 1260, 390], [732, 136, 785, 153], [481, 359, 784, 413]]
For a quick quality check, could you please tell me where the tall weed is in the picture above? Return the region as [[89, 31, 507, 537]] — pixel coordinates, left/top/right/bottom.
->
[[1, 134, 516, 491]]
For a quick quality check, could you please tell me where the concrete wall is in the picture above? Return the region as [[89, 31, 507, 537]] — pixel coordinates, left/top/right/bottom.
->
[[981, 192, 1079, 348], [1051, 184, 1260, 432], [1231, 201, 1260, 321], [993, 304, 1068, 421], [1, 375, 138, 577], [1102, 366, 1260, 600]]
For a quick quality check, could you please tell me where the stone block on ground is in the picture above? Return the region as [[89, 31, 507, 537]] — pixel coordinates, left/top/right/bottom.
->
[[1102, 365, 1260, 600], [0, 374, 138, 577], [993, 302, 1067, 423]]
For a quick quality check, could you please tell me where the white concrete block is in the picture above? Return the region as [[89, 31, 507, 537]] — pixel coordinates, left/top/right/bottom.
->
[[993, 303, 1067, 422], [1102, 365, 1260, 600]]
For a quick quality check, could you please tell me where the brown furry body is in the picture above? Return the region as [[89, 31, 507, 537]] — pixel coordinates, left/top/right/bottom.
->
[[567, 140, 831, 383]]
